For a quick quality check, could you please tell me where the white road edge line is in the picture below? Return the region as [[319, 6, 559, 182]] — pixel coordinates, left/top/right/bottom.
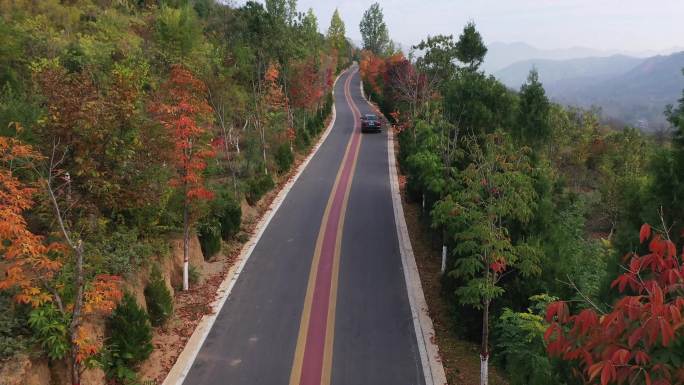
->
[[359, 78, 447, 385], [162, 68, 348, 385]]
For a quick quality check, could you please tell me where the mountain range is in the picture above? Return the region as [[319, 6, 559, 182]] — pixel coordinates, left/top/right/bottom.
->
[[488, 45, 684, 131]]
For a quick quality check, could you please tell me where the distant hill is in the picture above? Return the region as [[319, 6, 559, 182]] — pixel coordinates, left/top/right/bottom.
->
[[493, 51, 684, 131], [481, 42, 610, 73], [481, 41, 684, 75], [495, 55, 646, 90], [550, 52, 684, 130]]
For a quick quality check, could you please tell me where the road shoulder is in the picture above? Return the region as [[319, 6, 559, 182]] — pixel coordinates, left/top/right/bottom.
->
[[359, 78, 447, 385]]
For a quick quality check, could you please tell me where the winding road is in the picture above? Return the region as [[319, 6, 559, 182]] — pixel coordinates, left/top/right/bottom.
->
[[180, 67, 429, 385]]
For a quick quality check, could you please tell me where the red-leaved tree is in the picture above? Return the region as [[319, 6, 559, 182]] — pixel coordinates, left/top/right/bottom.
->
[[545, 223, 684, 385], [0, 134, 122, 384], [151, 65, 215, 290]]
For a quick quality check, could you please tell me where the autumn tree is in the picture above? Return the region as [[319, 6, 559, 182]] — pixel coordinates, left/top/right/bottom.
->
[[432, 132, 541, 385], [546, 223, 684, 385], [359, 3, 390, 55], [0, 135, 122, 385], [150, 65, 215, 291]]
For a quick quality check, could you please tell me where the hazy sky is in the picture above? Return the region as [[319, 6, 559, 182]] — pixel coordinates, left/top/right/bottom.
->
[[277, 0, 684, 53]]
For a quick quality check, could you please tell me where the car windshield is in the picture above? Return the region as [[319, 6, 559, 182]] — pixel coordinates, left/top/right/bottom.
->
[[364, 115, 378, 121]]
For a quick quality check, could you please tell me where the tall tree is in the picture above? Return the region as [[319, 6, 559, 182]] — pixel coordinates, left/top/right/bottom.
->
[[432, 133, 541, 385], [413, 34, 460, 84], [326, 8, 347, 54], [516, 69, 551, 149], [150, 65, 215, 291], [359, 2, 390, 55], [455, 21, 488, 71]]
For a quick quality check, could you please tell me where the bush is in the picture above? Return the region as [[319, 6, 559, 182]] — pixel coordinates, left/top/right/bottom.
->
[[198, 217, 221, 259], [0, 292, 31, 360], [104, 293, 153, 382], [494, 295, 565, 385], [212, 189, 241, 241], [27, 303, 70, 360], [144, 268, 173, 327], [246, 173, 274, 205], [275, 143, 294, 174]]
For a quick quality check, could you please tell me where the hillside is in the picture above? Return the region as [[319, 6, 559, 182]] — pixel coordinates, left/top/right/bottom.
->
[[494, 52, 684, 130], [550, 52, 684, 130]]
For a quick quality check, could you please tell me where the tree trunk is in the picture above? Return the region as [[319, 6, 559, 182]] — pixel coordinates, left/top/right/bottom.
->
[[441, 244, 447, 274], [480, 299, 490, 385], [69, 242, 84, 385], [182, 195, 190, 291]]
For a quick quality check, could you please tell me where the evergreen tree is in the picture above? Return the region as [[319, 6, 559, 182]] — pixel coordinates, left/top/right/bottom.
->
[[455, 21, 487, 71], [516, 69, 551, 149]]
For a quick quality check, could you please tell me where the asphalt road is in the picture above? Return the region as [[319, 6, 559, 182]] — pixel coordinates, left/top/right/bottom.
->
[[183, 67, 425, 385]]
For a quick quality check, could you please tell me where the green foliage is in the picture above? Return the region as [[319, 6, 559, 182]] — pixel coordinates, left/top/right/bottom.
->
[[443, 71, 516, 137], [198, 216, 222, 259], [28, 303, 70, 361], [104, 293, 153, 382], [217, 194, 242, 241], [246, 173, 275, 205], [275, 142, 294, 173], [413, 35, 459, 84], [494, 295, 567, 385], [515, 69, 551, 148], [433, 133, 542, 308], [454, 21, 487, 71], [155, 4, 209, 69], [86, 226, 158, 277], [0, 292, 31, 360], [359, 3, 390, 55], [144, 268, 174, 327], [327, 9, 346, 52]]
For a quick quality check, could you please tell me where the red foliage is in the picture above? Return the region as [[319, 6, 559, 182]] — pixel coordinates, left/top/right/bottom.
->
[[0, 136, 62, 307], [289, 59, 324, 112], [545, 225, 684, 385], [150, 65, 215, 201]]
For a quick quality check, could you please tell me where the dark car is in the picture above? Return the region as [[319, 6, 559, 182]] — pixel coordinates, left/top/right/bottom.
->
[[361, 113, 382, 132]]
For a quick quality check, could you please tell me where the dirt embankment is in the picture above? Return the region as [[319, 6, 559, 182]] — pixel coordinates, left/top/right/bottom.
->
[[0, 112, 335, 385]]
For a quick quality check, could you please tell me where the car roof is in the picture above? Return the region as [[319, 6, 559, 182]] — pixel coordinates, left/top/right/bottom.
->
[[363, 114, 378, 118]]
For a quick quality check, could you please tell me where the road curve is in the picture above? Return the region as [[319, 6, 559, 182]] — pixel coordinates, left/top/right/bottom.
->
[[182, 67, 425, 385]]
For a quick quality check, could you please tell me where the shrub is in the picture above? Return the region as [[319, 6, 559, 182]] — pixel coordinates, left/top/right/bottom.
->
[[295, 127, 311, 150], [275, 143, 294, 174], [198, 217, 221, 259], [27, 303, 70, 360], [0, 292, 30, 360], [214, 191, 241, 241], [104, 293, 153, 382], [246, 173, 274, 205], [144, 268, 173, 327], [494, 295, 564, 385]]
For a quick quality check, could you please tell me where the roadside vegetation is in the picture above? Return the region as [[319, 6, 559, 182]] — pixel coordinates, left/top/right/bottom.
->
[[359, 4, 684, 384], [0, 0, 351, 383]]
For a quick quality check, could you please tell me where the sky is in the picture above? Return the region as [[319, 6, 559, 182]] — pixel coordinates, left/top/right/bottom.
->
[[269, 0, 684, 54]]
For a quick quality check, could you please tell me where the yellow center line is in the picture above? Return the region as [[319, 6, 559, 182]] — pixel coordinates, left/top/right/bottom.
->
[[288, 68, 363, 385]]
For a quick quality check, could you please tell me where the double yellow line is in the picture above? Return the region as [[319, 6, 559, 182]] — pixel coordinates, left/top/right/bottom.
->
[[288, 68, 363, 385]]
